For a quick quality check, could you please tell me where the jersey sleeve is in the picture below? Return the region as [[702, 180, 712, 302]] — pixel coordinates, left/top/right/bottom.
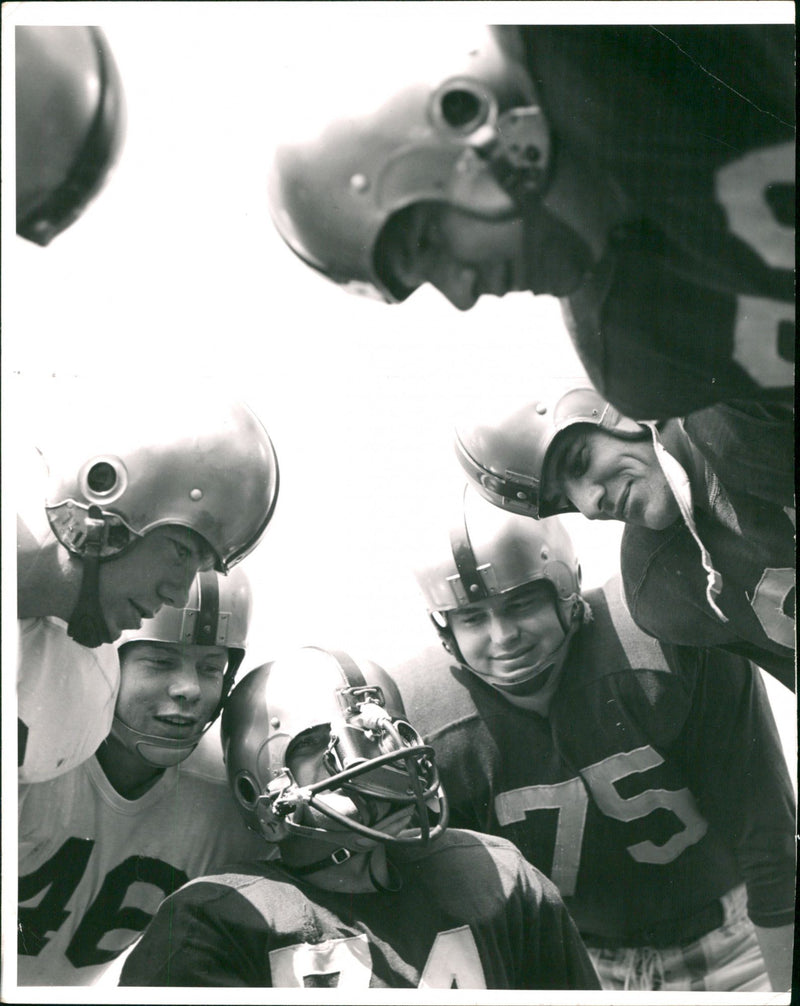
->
[[621, 523, 796, 691], [667, 650, 796, 928], [17, 616, 120, 782], [683, 402, 796, 510], [515, 859, 601, 989], [118, 879, 262, 986], [524, 24, 795, 420]]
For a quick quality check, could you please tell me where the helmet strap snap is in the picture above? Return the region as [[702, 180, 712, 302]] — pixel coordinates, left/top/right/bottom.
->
[[279, 846, 352, 878]]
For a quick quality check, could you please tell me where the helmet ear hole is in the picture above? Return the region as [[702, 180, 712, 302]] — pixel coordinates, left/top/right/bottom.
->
[[235, 773, 260, 809], [86, 461, 117, 494], [80, 455, 127, 503], [439, 87, 488, 132]]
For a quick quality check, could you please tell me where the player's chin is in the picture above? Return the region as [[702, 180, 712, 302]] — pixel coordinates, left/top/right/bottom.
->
[[641, 496, 682, 531], [485, 660, 553, 694]]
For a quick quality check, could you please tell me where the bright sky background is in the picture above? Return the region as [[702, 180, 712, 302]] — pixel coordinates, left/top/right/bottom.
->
[[2, 2, 630, 672], [3, 0, 794, 724], [2, 6, 795, 1001]]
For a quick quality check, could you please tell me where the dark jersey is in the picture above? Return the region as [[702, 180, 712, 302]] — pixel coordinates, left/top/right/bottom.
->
[[394, 582, 796, 945], [119, 829, 599, 989], [515, 25, 795, 419], [622, 404, 795, 689]]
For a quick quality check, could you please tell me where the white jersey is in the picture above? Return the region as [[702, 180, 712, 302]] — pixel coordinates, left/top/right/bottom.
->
[[17, 615, 120, 782], [18, 740, 268, 986]]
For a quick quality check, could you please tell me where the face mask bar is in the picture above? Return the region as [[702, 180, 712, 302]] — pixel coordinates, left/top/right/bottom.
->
[[265, 690, 448, 846]]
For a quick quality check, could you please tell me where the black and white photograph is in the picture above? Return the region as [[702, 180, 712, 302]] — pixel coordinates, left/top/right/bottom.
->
[[2, 2, 795, 1002]]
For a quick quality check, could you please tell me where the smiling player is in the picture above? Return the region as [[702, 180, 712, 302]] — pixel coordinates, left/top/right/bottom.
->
[[18, 568, 267, 986], [395, 488, 795, 992]]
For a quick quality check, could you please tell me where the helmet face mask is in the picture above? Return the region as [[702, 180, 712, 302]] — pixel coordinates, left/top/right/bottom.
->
[[223, 649, 448, 853], [112, 567, 252, 767]]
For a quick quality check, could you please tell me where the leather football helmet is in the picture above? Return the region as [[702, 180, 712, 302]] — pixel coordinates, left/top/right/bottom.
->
[[268, 25, 549, 302], [455, 386, 647, 519], [16, 26, 126, 246], [414, 487, 584, 670], [43, 397, 280, 573], [222, 648, 448, 853], [112, 566, 252, 767]]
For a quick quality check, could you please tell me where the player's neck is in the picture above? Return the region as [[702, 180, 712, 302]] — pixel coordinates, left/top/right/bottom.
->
[[17, 523, 80, 622], [96, 735, 165, 800], [281, 839, 393, 894], [543, 152, 631, 262]]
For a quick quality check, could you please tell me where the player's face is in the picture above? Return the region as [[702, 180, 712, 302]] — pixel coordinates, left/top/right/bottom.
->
[[380, 198, 591, 309], [448, 582, 567, 711], [287, 725, 412, 838], [547, 428, 680, 530], [116, 641, 227, 748], [98, 526, 213, 640]]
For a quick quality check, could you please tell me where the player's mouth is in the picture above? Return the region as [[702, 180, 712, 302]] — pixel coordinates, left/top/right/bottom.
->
[[612, 482, 632, 522], [488, 647, 542, 678], [126, 600, 156, 628], [153, 714, 200, 736]]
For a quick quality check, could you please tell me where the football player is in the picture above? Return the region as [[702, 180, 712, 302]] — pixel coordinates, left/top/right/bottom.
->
[[17, 392, 280, 782], [395, 489, 795, 991], [455, 385, 795, 690], [268, 24, 794, 419], [118, 647, 600, 989], [16, 26, 126, 246], [18, 568, 268, 986]]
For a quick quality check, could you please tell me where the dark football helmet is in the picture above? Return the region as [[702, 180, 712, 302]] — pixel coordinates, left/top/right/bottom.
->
[[16, 26, 126, 246], [222, 648, 448, 853]]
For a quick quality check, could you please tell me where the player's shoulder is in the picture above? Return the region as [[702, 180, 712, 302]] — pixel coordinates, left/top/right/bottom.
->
[[392, 644, 482, 739], [578, 579, 680, 678], [165, 859, 313, 926], [428, 829, 564, 903], [18, 614, 118, 674], [562, 581, 701, 740], [683, 402, 796, 507]]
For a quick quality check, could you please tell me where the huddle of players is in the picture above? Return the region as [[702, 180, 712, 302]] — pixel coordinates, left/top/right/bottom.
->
[[14, 21, 795, 993]]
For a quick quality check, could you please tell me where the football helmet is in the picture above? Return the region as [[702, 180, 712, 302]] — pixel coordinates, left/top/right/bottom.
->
[[223, 648, 448, 856], [414, 487, 584, 670], [44, 397, 280, 572], [455, 386, 647, 519], [112, 567, 252, 767], [268, 25, 550, 302], [16, 26, 126, 246]]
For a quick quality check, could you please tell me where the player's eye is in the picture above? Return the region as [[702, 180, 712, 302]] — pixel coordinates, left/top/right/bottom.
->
[[567, 443, 589, 480], [199, 664, 225, 678], [147, 656, 178, 670], [173, 540, 192, 562], [454, 609, 486, 628]]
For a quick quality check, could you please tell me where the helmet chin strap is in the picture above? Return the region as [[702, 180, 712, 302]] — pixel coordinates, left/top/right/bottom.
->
[[66, 514, 114, 647], [109, 715, 205, 767]]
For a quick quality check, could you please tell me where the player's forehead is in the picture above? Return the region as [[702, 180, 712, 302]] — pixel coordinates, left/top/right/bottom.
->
[[121, 641, 228, 662], [455, 580, 552, 616]]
